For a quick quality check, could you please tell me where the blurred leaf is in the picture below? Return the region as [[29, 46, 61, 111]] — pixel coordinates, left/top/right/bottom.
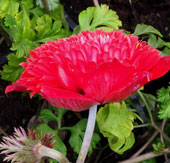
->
[[15, 4, 30, 29], [35, 14, 66, 43], [148, 34, 167, 49], [21, 0, 34, 9], [40, 109, 58, 123], [69, 119, 100, 155], [76, 4, 122, 33], [4, 14, 16, 28], [162, 47, 170, 56], [133, 24, 163, 37], [108, 132, 135, 154], [0, 0, 19, 18], [97, 102, 137, 154], [11, 38, 34, 57], [157, 86, 170, 119], [152, 142, 164, 154], [52, 106, 68, 128], [0, 54, 25, 82], [36, 124, 67, 155], [36, 0, 59, 11]]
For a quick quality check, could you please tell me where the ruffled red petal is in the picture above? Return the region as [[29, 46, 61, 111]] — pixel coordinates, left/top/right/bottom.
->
[[5, 30, 170, 111], [41, 87, 99, 111]]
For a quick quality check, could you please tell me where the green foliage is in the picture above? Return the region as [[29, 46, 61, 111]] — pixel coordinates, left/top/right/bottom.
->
[[0, 0, 19, 18], [133, 24, 170, 55], [37, 105, 100, 158], [0, 0, 70, 82], [157, 86, 170, 119], [68, 119, 100, 155], [36, 0, 59, 11], [152, 142, 164, 154], [0, 54, 25, 82], [74, 4, 122, 33], [36, 124, 67, 156], [97, 102, 137, 154], [134, 24, 163, 37]]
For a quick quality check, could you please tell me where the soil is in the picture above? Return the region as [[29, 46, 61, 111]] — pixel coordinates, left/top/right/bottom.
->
[[0, 0, 170, 162]]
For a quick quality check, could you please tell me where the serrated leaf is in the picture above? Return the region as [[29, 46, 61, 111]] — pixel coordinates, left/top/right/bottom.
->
[[11, 38, 34, 57], [35, 14, 66, 43], [157, 86, 170, 119], [158, 102, 170, 119], [97, 102, 136, 154], [78, 4, 122, 32], [36, 124, 67, 155], [133, 24, 163, 37], [157, 87, 170, 103], [40, 109, 58, 123], [0, 0, 19, 18], [36, 0, 59, 11], [69, 119, 100, 154], [0, 54, 25, 82]]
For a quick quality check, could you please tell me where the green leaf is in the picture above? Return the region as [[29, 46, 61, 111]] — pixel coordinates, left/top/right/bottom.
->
[[161, 47, 170, 56], [36, 124, 67, 155], [51, 106, 68, 128], [97, 102, 137, 154], [11, 38, 34, 57], [148, 34, 166, 49], [35, 14, 66, 43], [133, 24, 163, 37], [108, 132, 135, 154], [15, 4, 31, 29], [0, 0, 19, 18], [78, 4, 122, 32], [69, 119, 100, 154], [157, 86, 170, 119], [157, 87, 170, 103], [4, 14, 17, 28], [20, 0, 34, 9], [36, 0, 59, 11], [40, 109, 58, 123], [152, 142, 164, 154], [0, 54, 25, 82]]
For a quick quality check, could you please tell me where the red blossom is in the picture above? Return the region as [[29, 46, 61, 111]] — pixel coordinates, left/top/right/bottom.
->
[[5, 30, 170, 111]]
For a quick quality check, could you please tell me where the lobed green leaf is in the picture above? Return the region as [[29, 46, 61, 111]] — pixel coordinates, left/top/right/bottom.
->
[[75, 4, 122, 33], [97, 102, 137, 154]]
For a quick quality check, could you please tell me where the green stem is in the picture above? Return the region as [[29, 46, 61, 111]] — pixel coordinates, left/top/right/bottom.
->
[[137, 90, 153, 123], [134, 123, 151, 128], [76, 105, 97, 163]]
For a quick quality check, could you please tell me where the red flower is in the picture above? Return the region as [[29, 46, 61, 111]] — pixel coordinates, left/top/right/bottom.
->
[[5, 30, 170, 111]]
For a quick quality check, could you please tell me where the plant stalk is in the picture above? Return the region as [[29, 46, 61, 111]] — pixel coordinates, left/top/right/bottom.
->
[[120, 148, 170, 163], [34, 143, 70, 163], [76, 105, 97, 163]]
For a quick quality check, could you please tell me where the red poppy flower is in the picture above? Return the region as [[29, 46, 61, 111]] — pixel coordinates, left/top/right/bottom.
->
[[5, 30, 170, 111]]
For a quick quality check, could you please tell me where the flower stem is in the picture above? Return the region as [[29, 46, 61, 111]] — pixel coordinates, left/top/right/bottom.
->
[[137, 90, 153, 123], [34, 143, 70, 163], [76, 105, 97, 163]]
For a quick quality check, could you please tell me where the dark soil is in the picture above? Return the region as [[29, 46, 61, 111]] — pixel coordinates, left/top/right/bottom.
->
[[0, 0, 170, 162]]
